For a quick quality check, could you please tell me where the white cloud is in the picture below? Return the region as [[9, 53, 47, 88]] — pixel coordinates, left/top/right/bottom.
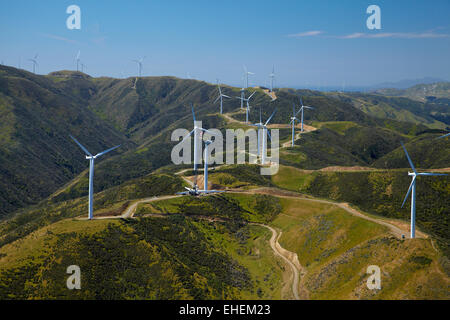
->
[[337, 32, 450, 39], [287, 30, 323, 37], [40, 33, 80, 44]]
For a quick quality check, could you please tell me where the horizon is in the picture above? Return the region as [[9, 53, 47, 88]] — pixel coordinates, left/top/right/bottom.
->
[[1, 0, 449, 88]]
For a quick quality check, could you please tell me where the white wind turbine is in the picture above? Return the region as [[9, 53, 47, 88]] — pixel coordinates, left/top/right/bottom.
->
[[400, 142, 447, 238], [236, 91, 256, 123], [177, 105, 222, 196], [75, 50, 80, 72], [29, 54, 38, 74], [132, 56, 145, 77], [269, 65, 275, 92], [69, 136, 121, 220], [250, 108, 277, 164], [214, 79, 231, 114], [289, 102, 301, 147], [298, 97, 314, 132], [249, 107, 265, 158]]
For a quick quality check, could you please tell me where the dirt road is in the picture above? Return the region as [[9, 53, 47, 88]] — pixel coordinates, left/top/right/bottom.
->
[[253, 223, 303, 300]]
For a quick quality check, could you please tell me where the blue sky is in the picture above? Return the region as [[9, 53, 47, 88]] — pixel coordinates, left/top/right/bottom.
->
[[1, 0, 449, 88]]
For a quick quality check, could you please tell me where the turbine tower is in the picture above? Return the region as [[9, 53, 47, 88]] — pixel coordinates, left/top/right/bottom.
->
[[400, 142, 447, 238], [69, 136, 120, 220], [203, 140, 212, 191], [181, 104, 216, 188], [251, 108, 277, 164], [214, 79, 231, 114], [250, 107, 266, 158], [132, 56, 145, 77], [236, 91, 256, 123], [29, 54, 38, 74], [75, 50, 80, 72], [289, 102, 302, 147], [269, 65, 275, 92], [299, 97, 314, 132]]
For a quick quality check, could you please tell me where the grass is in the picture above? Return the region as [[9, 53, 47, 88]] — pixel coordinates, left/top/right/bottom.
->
[[271, 165, 316, 191], [269, 196, 449, 299]]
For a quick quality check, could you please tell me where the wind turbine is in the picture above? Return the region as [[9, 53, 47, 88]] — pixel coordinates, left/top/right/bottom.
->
[[243, 65, 254, 88], [250, 107, 265, 158], [236, 91, 256, 123], [69, 136, 120, 220], [269, 65, 275, 92], [75, 50, 80, 72], [239, 88, 245, 109], [289, 102, 301, 147], [177, 138, 224, 196], [177, 105, 222, 196], [132, 56, 145, 77], [29, 54, 38, 74], [400, 142, 447, 238], [298, 97, 314, 132], [214, 79, 231, 114], [250, 108, 277, 164]]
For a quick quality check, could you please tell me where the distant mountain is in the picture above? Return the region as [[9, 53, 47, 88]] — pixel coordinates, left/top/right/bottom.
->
[[371, 77, 447, 90], [372, 81, 450, 102], [326, 89, 450, 130]]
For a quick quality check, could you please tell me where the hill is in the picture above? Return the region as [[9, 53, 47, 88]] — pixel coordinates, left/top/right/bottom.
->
[[0, 65, 447, 221], [373, 82, 450, 102], [0, 66, 130, 216]]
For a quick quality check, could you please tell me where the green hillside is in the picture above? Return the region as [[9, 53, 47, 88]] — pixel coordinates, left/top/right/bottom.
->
[[270, 165, 450, 257], [3, 65, 446, 219], [0, 66, 130, 216], [1, 191, 447, 299]]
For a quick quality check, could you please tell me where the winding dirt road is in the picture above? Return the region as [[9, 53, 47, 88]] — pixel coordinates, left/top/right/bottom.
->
[[253, 223, 302, 300]]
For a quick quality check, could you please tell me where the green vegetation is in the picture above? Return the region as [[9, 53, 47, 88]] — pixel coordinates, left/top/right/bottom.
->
[[270, 197, 448, 299], [271, 165, 450, 257], [0, 173, 184, 248]]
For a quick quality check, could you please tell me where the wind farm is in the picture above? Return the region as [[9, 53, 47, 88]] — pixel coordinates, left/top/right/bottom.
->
[[0, 0, 449, 305]]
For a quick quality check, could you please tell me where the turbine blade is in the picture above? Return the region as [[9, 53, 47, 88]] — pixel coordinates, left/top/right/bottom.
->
[[400, 142, 417, 173], [248, 91, 256, 100], [401, 176, 416, 208], [69, 135, 92, 156], [213, 95, 220, 104], [300, 97, 303, 107], [267, 129, 272, 140], [295, 106, 303, 117], [191, 103, 196, 122], [417, 172, 448, 176], [222, 94, 231, 99], [181, 129, 195, 143], [265, 109, 277, 125], [201, 129, 219, 136], [292, 103, 295, 117], [437, 133, 450, 139], [95, 145, 120, 158]]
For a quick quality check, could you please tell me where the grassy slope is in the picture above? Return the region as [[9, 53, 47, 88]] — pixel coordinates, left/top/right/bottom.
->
[[271, 165, 450, 257], [0, 173, 185, 248], [0, 194, 286, 299], [271, 197, 448, 299]]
